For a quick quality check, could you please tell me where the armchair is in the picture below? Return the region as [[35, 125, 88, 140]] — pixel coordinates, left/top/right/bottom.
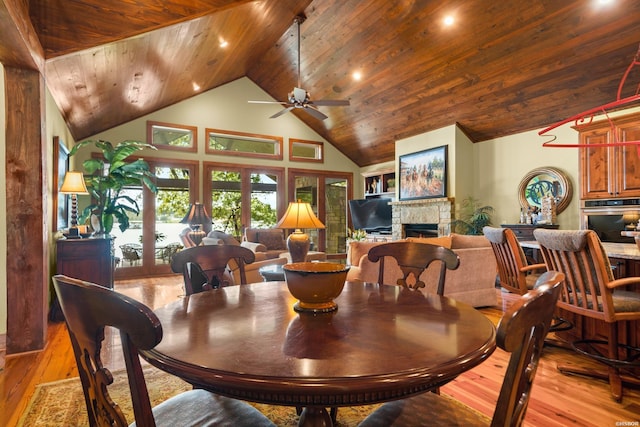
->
[[243, 227, 327, 262], [201, 230, 286, 284]]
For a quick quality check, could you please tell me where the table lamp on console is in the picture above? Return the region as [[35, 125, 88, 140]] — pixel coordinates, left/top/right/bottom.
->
[[180, 203, 210, 246], [276, 200, 325, 263], [59, 171, 89, 239]]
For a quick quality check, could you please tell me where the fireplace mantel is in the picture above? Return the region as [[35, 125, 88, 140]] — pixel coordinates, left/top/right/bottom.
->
[[390, 198, 454, 240]]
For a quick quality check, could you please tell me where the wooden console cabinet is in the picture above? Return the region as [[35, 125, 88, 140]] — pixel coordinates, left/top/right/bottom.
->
[[500, 223, 559, 241], [56, 238, 114, 288], [578, 113, 640, 199]]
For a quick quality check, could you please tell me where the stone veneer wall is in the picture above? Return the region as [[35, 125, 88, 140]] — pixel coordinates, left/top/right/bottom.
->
[[390, 198, 454, 240]]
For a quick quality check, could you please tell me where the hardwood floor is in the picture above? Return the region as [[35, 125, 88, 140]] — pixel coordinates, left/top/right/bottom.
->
[[2, 275, 639, 426]]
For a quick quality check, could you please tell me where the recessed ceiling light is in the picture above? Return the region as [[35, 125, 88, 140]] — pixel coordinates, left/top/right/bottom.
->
[[352, 71, 362, 81], [192, 82, 201, 91], [443, 15, 455, 26], [219, 39, 229, 48]]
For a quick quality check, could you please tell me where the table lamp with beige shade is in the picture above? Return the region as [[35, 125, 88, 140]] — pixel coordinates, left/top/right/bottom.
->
[[59, 171, 89, 238], [275, 200, 325, 263]]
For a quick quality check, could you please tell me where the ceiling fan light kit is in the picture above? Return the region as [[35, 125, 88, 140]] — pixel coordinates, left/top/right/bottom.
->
[[249, 15, 349, 120]]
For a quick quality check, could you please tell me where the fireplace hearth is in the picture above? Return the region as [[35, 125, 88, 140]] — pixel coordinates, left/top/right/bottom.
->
[[390, 198, 454, 240]]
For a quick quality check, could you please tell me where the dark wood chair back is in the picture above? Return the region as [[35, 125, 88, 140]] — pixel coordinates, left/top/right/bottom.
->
[[367, 241, 459, 294], [483, 226, 546, 295], [52, 274, 164, 426], [359, 271, 564, 427], [51, 275, 275, 427], [170, 244, 256, 294], [490, 271, 563, 426]]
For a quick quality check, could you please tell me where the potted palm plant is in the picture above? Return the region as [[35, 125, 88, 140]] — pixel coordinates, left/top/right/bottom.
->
[[69, 139, 158, 236], [451, 197, 494, 235]]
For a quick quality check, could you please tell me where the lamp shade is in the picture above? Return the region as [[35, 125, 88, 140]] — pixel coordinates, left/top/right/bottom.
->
[[275, 201, 325, 230], [180, 203, 211, 226], [59, 171, 89, 194]]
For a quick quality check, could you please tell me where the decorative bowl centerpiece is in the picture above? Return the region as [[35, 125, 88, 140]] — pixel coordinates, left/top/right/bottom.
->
[[283, 262, 350, 313]]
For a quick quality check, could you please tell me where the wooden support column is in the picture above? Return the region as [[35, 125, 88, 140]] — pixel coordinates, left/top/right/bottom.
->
[[4, 66, 49, 353]]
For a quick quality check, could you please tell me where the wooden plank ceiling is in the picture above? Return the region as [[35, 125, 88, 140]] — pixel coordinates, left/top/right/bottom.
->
[[5, 0, 640, 166]]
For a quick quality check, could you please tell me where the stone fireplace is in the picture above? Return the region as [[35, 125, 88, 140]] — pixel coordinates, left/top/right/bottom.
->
[[390, 198, 454, 240]]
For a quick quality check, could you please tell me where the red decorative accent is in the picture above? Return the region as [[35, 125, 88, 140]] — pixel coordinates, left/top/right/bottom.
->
[[539, 44, 640, 155]]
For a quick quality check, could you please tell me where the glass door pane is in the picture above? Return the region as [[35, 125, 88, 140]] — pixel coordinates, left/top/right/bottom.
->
[[210, 169, 242, 240], [294, 176, 320, 251], [154, 166, 191, 266], [250, 172, 279, 228], [112, 187, 144, 269], [324, 177, 348, 254]]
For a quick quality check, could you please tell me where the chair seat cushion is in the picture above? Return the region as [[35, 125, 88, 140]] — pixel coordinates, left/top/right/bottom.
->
[[131, 389, 275, 427], [359, 391, 489, 427]]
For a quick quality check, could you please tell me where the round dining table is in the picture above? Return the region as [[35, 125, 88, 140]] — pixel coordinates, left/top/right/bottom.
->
[[140, 281, 496, 426]]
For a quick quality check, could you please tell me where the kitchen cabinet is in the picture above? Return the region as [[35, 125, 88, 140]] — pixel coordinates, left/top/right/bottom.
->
[[579, 113, 640, 199], [363, 169, 395, 199]]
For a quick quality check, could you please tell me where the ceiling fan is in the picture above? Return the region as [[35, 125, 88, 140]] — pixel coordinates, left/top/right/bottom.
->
[[249, 15, 350, 121]]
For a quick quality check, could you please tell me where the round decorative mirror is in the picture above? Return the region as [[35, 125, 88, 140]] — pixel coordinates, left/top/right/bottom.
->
[[518, 167, 573, 215]]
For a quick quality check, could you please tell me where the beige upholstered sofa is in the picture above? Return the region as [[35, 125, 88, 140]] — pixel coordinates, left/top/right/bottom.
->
[[243, 227, 326, 262], [346, 234, 497, 307], [201, 230, 286, 284]]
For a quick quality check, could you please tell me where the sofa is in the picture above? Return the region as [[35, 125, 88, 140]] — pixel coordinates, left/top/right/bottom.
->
[[243, 227, 327, 262], [201, 230, 286, 284], [346, 234, 497, 307]]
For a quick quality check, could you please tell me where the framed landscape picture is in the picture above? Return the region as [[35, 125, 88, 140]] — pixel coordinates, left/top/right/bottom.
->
[[399, 145, 448, 200]]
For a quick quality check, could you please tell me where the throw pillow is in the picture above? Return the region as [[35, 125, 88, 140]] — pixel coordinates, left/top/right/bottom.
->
[[257, 231, 287, 250], [207, 230, 240, 246]]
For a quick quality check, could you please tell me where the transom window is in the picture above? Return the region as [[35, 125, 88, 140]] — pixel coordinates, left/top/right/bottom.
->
[[206, 128, 283, 160]]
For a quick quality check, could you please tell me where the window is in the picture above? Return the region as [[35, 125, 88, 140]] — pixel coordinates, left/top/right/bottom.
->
[[204, 163, 285, 241], [147, 121, 197, 152], [289, 138, 324, 162], [206, 128, 283, 160]]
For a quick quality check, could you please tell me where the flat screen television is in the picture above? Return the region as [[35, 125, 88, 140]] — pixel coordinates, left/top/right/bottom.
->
[[348, 198, 392, 234]]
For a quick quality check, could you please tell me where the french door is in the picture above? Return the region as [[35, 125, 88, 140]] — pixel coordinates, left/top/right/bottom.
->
[[288, 169, 353, 255], [114, 159, 198, 279]]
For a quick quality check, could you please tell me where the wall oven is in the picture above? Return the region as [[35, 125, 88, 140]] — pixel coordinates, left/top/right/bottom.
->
[[581, 199, 640, 243]]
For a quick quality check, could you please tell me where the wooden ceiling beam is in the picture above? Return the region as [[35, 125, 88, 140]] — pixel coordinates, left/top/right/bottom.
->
[[0, 0, 44, 70]]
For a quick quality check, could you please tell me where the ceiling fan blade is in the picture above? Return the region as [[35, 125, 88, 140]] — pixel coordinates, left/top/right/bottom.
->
[[304, 106, 329, 121], [311, 99, 350, 106], [270, 106, 295, 119], [249, 100, 288, 105]]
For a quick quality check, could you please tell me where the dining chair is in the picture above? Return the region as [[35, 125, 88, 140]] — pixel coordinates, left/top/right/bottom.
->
[[483, 226, 546, 294], [533, 228, 640, 402], [367, 241, 460, 294], [358, 271, 564, 427], [170, 245, 256, 294], [483, 226, 572, 338], [51, 275, 275, 427]]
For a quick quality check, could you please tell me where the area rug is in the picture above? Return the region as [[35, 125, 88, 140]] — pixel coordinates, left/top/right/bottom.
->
[[18, 365, 378, 426]]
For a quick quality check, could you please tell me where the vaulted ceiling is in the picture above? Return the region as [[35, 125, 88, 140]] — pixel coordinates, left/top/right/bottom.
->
[[2, 0, 640, 166]]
